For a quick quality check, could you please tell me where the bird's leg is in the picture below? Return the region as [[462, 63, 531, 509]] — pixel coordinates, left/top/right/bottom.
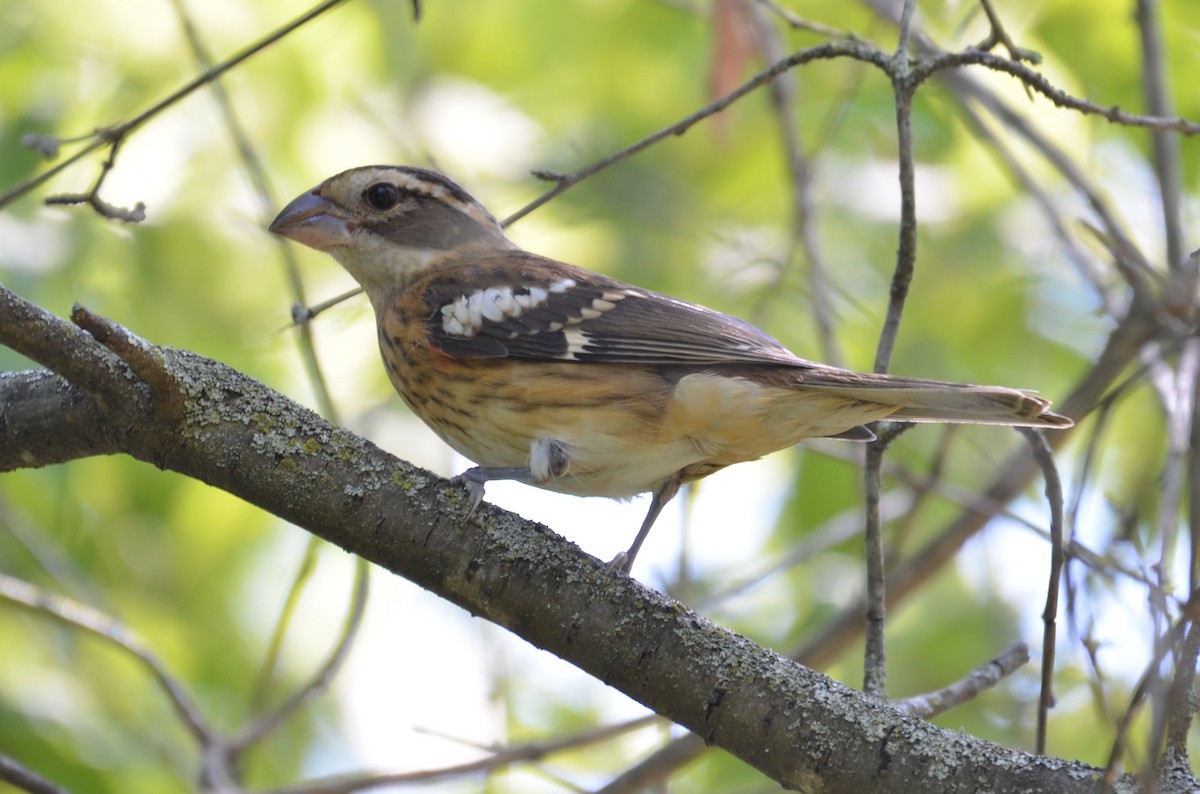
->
[[454, 466, 538, 518], [454, 438, 570, 519], [608, 475, 683, 575]]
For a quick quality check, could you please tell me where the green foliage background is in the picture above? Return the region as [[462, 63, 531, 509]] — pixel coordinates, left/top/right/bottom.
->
[[1, 0, 1197, 791]]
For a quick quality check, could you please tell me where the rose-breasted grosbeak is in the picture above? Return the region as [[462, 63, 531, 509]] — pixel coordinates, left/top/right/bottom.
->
[[269, 165, 1072, 573]]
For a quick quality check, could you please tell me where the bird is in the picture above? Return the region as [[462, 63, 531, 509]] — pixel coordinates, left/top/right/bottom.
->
[[269, 165, 1073, 573]]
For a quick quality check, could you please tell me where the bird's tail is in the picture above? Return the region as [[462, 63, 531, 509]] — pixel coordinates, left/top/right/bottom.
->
[[801, 371, 1074, 429]]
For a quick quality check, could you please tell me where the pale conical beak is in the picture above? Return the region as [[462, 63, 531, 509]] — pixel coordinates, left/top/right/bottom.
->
[[268, 189, 354, 251]]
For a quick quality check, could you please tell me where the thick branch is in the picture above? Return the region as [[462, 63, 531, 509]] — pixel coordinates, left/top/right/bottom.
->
[[0, 370, 122, 468], [0, 287, 1155, 793]]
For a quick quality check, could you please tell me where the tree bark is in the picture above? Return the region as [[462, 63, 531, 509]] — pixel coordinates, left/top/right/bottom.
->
[[0, 285, 1160, 793]]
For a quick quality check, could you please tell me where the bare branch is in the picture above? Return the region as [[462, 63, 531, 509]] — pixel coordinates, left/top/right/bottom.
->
[[973, 0, 1041, 64], [44, 153, 146, 223], [0, 573, 214, 744], [500, 40, 893, 227], [746, 1, 844, 365], [951, 99, 1118, 312], [1102, 591, 1200, 791], [863, 440, 889, 697], [895, 642, 1030, 718], [291, 287, 366, 326], [754, 0, 859, 40], [0, 0, 353, 214], [1161, 619, 1200, 771], [261, 716, 659, 794], [235, 557, 369, 751], [1135, 0, 1186, 272], [871, 73, 916, 374], [166, 0, 342, 422], [0, 285, 1155, 793], [893, 0, 917, 64], [1021, 427, 1066, 754], [910, 50, 1200, 135], [863, 0, 921, 700], [859, 0, 1181, 293], [250, 535, 323, 711], [0, 753, 74, 794]]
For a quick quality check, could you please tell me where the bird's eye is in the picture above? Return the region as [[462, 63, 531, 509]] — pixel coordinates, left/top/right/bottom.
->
[[364, 182, 402, 211]]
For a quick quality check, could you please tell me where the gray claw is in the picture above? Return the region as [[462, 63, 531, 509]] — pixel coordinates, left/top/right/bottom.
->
[[452, 469, 488, 520], [605, 551, 632, 575]]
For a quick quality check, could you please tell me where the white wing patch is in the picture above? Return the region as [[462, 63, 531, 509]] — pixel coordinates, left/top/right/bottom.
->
[[440, 287, 527, 338], [439, 280, 634, 340], [562, 327, 590, 357]]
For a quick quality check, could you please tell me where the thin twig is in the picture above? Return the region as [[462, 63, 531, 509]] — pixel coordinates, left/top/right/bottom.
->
[[973, 0, 1041, 64], [0, 573, 214, 744], [1139, 561, 1182, 788], [500, 40, 893, 228], [1102, 590, 1200, 791], [910, 50, 1200, 135], [862, 0, 921, 700], [167, 2, 360, 724], [167, 0, 342, 422], [873, 83, 917, 370], [1141, 558, 1176, 789], [234, 556, 370, 751], [754, 0, 858, 40], [43, 133, 145, 222], [893, 0, 917, 64], [1135, 0, 1185, 273], [951, 99, 1117, 313], [291, 287, 367, 327], [746, 2, 843, 366], [1021, 427, 1066, 754], [860, 0, 1179, 293], [895, 641, 1030, 718], [1189, 337, 1200, 593], [862, 440, 888, 698], [695, 489, 915, 610], [0, 0, 351, 213], [250, 535, 321, 710], [1161, 619, 1200, 770], [0, 754, 74, 794], [257, 714, 659, 794]]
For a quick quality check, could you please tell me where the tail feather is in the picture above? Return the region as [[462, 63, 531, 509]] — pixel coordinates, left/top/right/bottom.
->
[[800, 371, 1073, 429]]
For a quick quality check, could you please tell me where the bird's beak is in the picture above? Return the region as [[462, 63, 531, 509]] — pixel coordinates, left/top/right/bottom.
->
[[268, 188, 354, 251]]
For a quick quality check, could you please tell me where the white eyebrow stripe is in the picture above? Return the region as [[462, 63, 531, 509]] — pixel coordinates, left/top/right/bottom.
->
[[391, 170, 502, 231]]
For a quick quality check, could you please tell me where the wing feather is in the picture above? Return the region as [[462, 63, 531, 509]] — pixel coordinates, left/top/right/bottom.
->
[[412, 253, 1071, 429], [422, 254, 805, 367]]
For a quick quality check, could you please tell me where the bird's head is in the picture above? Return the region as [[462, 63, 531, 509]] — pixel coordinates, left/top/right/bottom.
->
[[269, 165, 512, 291]]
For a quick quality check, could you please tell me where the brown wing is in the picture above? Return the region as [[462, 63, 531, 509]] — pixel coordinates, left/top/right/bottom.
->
[[420, 252, 806, 367], [416, 252, 1073, 430]]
